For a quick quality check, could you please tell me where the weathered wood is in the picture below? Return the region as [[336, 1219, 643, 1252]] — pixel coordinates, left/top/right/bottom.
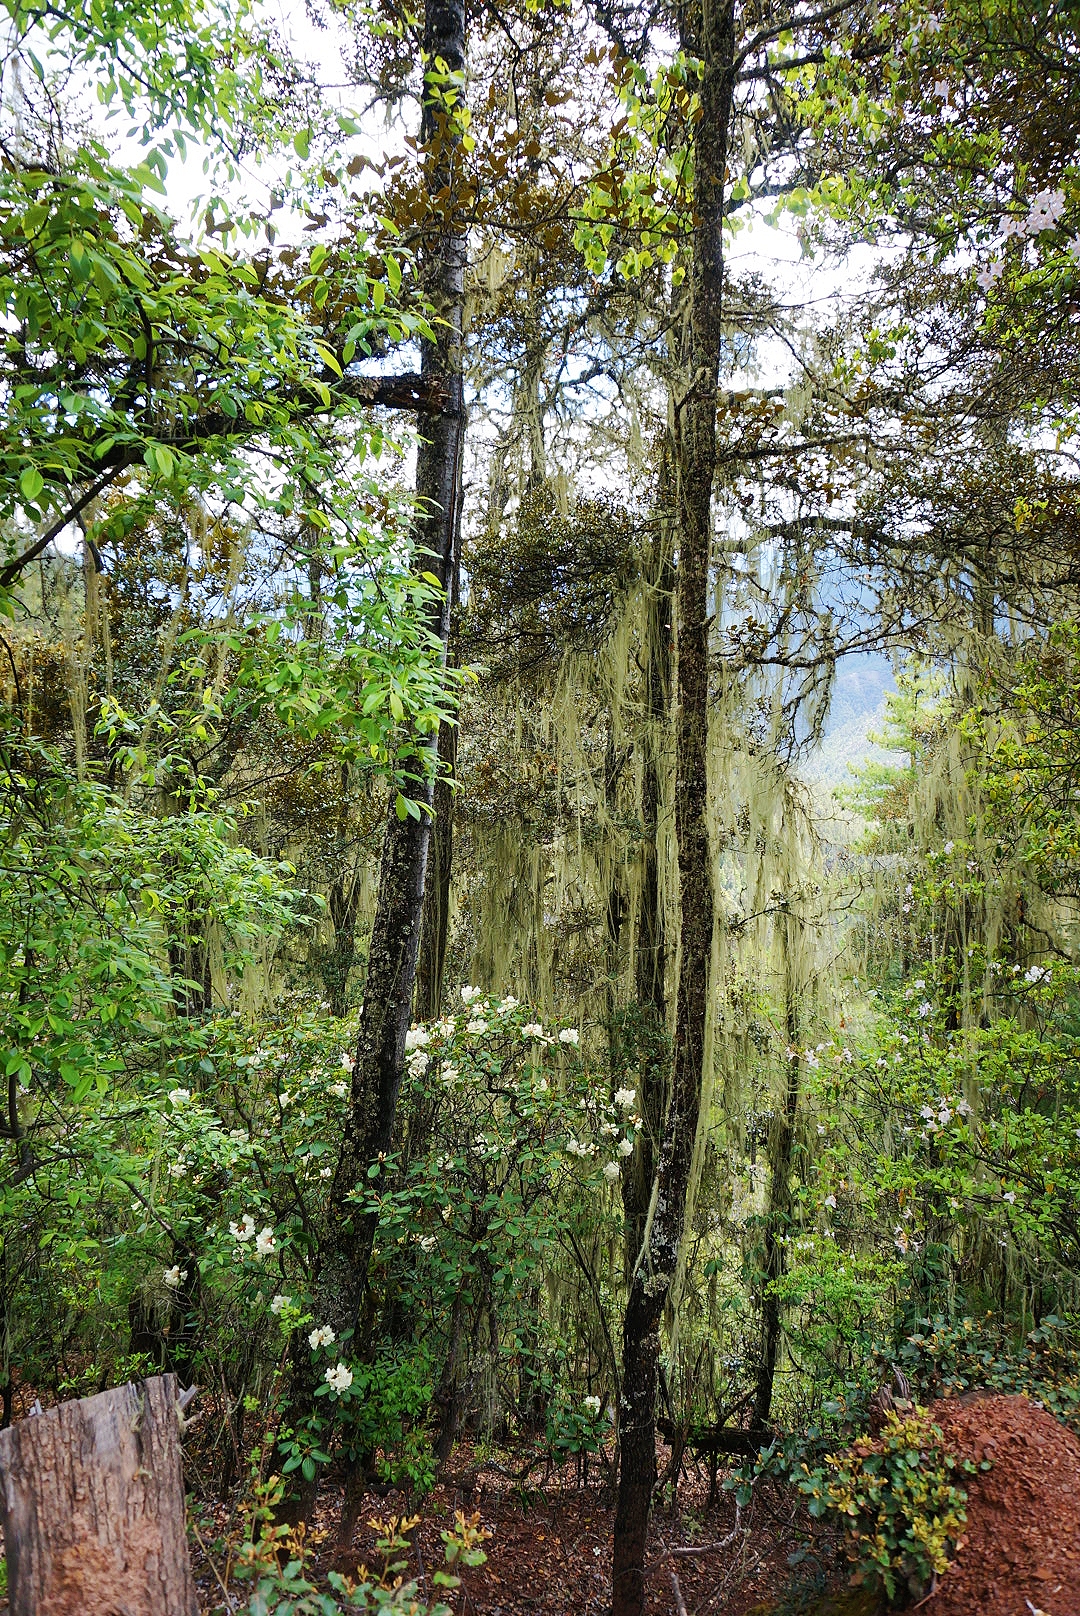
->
[[0, 1374, 197, 1616]]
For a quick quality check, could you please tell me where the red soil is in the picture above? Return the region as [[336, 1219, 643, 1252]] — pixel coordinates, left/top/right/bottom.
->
[[926, 1393, 1080, 1616]]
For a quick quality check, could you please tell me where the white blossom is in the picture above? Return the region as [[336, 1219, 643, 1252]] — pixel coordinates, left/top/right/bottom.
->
[[168, 1088, 190, 1107], [823, 1194, 837, 1210], [558, 1027, 580, 1045], [602, 1161, 621, 1181], [459, 985, 484, 1005], [522, 1023, 544, 1039], [1025, 964, 1051, 984], [583, 1394, 602, 1415], [614, 1087, 636, 1109], [340, 1052, 355, 1072], [617, 1138, 634, 1157], [169, 1161, 188, 1178], [418, 1234, 437, 1252], [230, 1214, 256, 1243], [309, 1325, 336, 1349], [163, 1265, 187, 1288], [1025, 187, 1067, 234], [270, 1294, 291, 1314], [466, 1018, 489, 1036], [404, 1026, 429, 1051], [319, 1165, 332, 1179], [325, 1363, 353, 1395], [255, 1227, 276, 1257], [329, 1082, 349, 1100], [918, 1001, 932, 1018], [497, 996, 520, 1014], [1002, 1190, 1017, 1204]]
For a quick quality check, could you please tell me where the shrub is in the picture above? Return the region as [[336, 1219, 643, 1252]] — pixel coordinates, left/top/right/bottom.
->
[[791, 1408, 972, 1606]]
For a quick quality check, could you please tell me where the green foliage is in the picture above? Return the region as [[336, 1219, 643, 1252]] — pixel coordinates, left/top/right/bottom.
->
[[791, 1409, 972, 1606], [229, 1475, 487, 1614]]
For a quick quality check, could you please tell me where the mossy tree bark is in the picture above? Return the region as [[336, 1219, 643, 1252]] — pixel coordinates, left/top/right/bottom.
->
[[610, 5, 735, 1612], [277, 0, 467, 1521]]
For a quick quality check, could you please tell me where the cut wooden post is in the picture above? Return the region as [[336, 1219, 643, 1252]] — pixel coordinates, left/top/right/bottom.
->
[[0, 1374, 197, 1616]]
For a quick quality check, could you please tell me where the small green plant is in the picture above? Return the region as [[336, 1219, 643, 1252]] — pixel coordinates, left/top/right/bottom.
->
[[226, 1473, 488, 1615], [791, 1409, 973, 1606]]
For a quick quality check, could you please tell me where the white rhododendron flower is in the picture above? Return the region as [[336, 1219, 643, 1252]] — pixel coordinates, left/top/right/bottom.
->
[[583, 1394, 601, 1415], [404, 1026, 429, 1051], [614, 1087, 636, 1109], [270, 1294, 291, 1314], [617, 1138, 634, 1157], [309, 1325, 336, 1349], [522, 1023, 544, 1039], [231, 1214, 256, 1243], [602, 1162, 621, 1181], [168, 1088, 190, 1106], [460, 985, 483, 1005], [255, 1227, 276, 1257], [497, 996, 519, 1014], [1025, 187, 1066, 233], [466, 1018, 489, 1035], [325, 1363, 353, 1394], [558, 1027, 579, 1045], [163, 1265, 187, 1288], [341, 1052, 355, 1071], [823, 1195, 837, 1210]]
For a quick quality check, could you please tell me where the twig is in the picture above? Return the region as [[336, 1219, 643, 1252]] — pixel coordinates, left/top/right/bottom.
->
[[668, 1565, 689, 1616], [189, 1510, 235, 1612]]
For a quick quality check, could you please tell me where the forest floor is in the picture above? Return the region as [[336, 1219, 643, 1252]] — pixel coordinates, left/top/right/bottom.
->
[[1, 1390, 1076, 1614], [188, 1394, 1080, 1616], [191, 1444, 809, 1616]]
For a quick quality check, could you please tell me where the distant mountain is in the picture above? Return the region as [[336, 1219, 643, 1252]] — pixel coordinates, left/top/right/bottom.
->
[[804, 653, 905, 788]]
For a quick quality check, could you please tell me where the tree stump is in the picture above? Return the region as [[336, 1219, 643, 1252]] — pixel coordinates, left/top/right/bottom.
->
[[0, 1374, 197, 1616]]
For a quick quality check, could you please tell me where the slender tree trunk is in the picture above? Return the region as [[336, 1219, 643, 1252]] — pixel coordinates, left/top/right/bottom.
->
[[622, 476, 674, 1278], [754, 913, 801, 1429], [611, 7, 735, 1613], [277, 0, 467, 1516], [324, 0, 466, 1323], [415, 707, 458, 1021]]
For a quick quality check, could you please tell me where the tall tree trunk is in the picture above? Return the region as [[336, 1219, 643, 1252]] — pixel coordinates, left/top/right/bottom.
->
[[753, 913, 801, 1429], [415, 699, 458, 1021], [325, 0, 466, 1325], [611, 7, 735, 1613], [278, 0, 467, 1515], [622, 470, 674, 1279]]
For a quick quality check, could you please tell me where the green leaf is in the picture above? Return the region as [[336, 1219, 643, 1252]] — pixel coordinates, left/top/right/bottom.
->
[[19, 466, 44, 502]]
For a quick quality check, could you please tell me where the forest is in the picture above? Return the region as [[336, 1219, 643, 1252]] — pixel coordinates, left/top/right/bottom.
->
[[1, 0, 1079, 1612]]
